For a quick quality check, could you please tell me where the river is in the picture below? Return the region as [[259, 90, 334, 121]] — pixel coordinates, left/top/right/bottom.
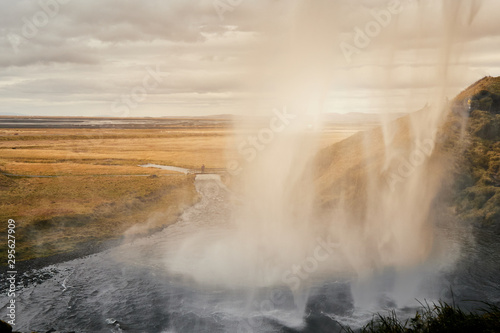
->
[[1, 175, 499, 332]]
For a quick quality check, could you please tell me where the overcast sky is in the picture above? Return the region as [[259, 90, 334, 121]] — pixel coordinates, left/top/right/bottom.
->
[[0, 0, 499, 117]]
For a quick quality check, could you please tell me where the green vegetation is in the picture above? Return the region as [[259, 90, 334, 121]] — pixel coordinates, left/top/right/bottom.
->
[[350, 76, 500, 332], [342, 301, 500, 333], [448, 76, 500, 229], [316, 77, 500, 333], [454, 76, 500, 109]]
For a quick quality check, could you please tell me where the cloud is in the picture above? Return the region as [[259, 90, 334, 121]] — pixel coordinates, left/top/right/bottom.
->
[[0, 0, 499, 116]]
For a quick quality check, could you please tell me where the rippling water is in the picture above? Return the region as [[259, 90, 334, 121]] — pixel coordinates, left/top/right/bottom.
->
[[1, 175, 499, 332]]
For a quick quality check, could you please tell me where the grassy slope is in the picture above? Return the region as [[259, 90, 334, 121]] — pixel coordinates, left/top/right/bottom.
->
[[313, 76, 500, 231], [449, 76, 500, 229], [312, 110, 446, 225], [314, 77, 500, 331], [0, 174, 198, 261], [345, 302, 500, 333]]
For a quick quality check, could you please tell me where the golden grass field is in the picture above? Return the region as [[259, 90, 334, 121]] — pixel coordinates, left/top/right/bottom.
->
[[0, 120, 358, 263]]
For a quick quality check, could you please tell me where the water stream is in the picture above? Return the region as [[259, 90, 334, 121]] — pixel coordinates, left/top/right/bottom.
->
[[1, 174, 498, 332]]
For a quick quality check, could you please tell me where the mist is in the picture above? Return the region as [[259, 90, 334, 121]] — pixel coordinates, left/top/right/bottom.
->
[[158, 0, 484, 318], [3, 1, 500, 332]]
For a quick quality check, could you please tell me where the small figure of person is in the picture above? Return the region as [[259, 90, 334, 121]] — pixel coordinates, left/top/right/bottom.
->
[[201, 164, 205, 173]]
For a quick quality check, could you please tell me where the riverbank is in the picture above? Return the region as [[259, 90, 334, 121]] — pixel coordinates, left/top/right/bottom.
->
[[0, 125, 233, 264], [0, 121, 359, 265]]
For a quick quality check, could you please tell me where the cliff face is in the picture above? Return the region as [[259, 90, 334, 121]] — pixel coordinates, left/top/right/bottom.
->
[[313, 76, 500, 233], [454, 76, 500, 116], [450, 76, 500, 229]]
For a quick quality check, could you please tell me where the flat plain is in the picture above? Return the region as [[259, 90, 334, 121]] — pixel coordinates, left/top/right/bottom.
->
[[0, 117, 361, 263]]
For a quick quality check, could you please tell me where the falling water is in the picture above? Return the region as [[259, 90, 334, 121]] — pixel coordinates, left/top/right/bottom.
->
[[5, 1, 496, 332], [165, 0, 483, 291]]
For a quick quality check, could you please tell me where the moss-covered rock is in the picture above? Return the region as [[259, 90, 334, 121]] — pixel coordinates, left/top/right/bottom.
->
[[447, 76, 500, 230]]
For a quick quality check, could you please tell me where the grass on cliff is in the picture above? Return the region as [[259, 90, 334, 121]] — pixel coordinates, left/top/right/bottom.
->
[[342, 301, 500, 333], [449, 77, 500, 228]]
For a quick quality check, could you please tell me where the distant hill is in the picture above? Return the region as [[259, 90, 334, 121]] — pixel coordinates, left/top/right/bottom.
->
[[0, 112, 27, 116], [319, 112, 405, 125]]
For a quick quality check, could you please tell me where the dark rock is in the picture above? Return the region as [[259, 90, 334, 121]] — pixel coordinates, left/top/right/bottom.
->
[[468, 89, 500, 114], [306, 282, 354, 316], [0, 320, 12, 333]]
